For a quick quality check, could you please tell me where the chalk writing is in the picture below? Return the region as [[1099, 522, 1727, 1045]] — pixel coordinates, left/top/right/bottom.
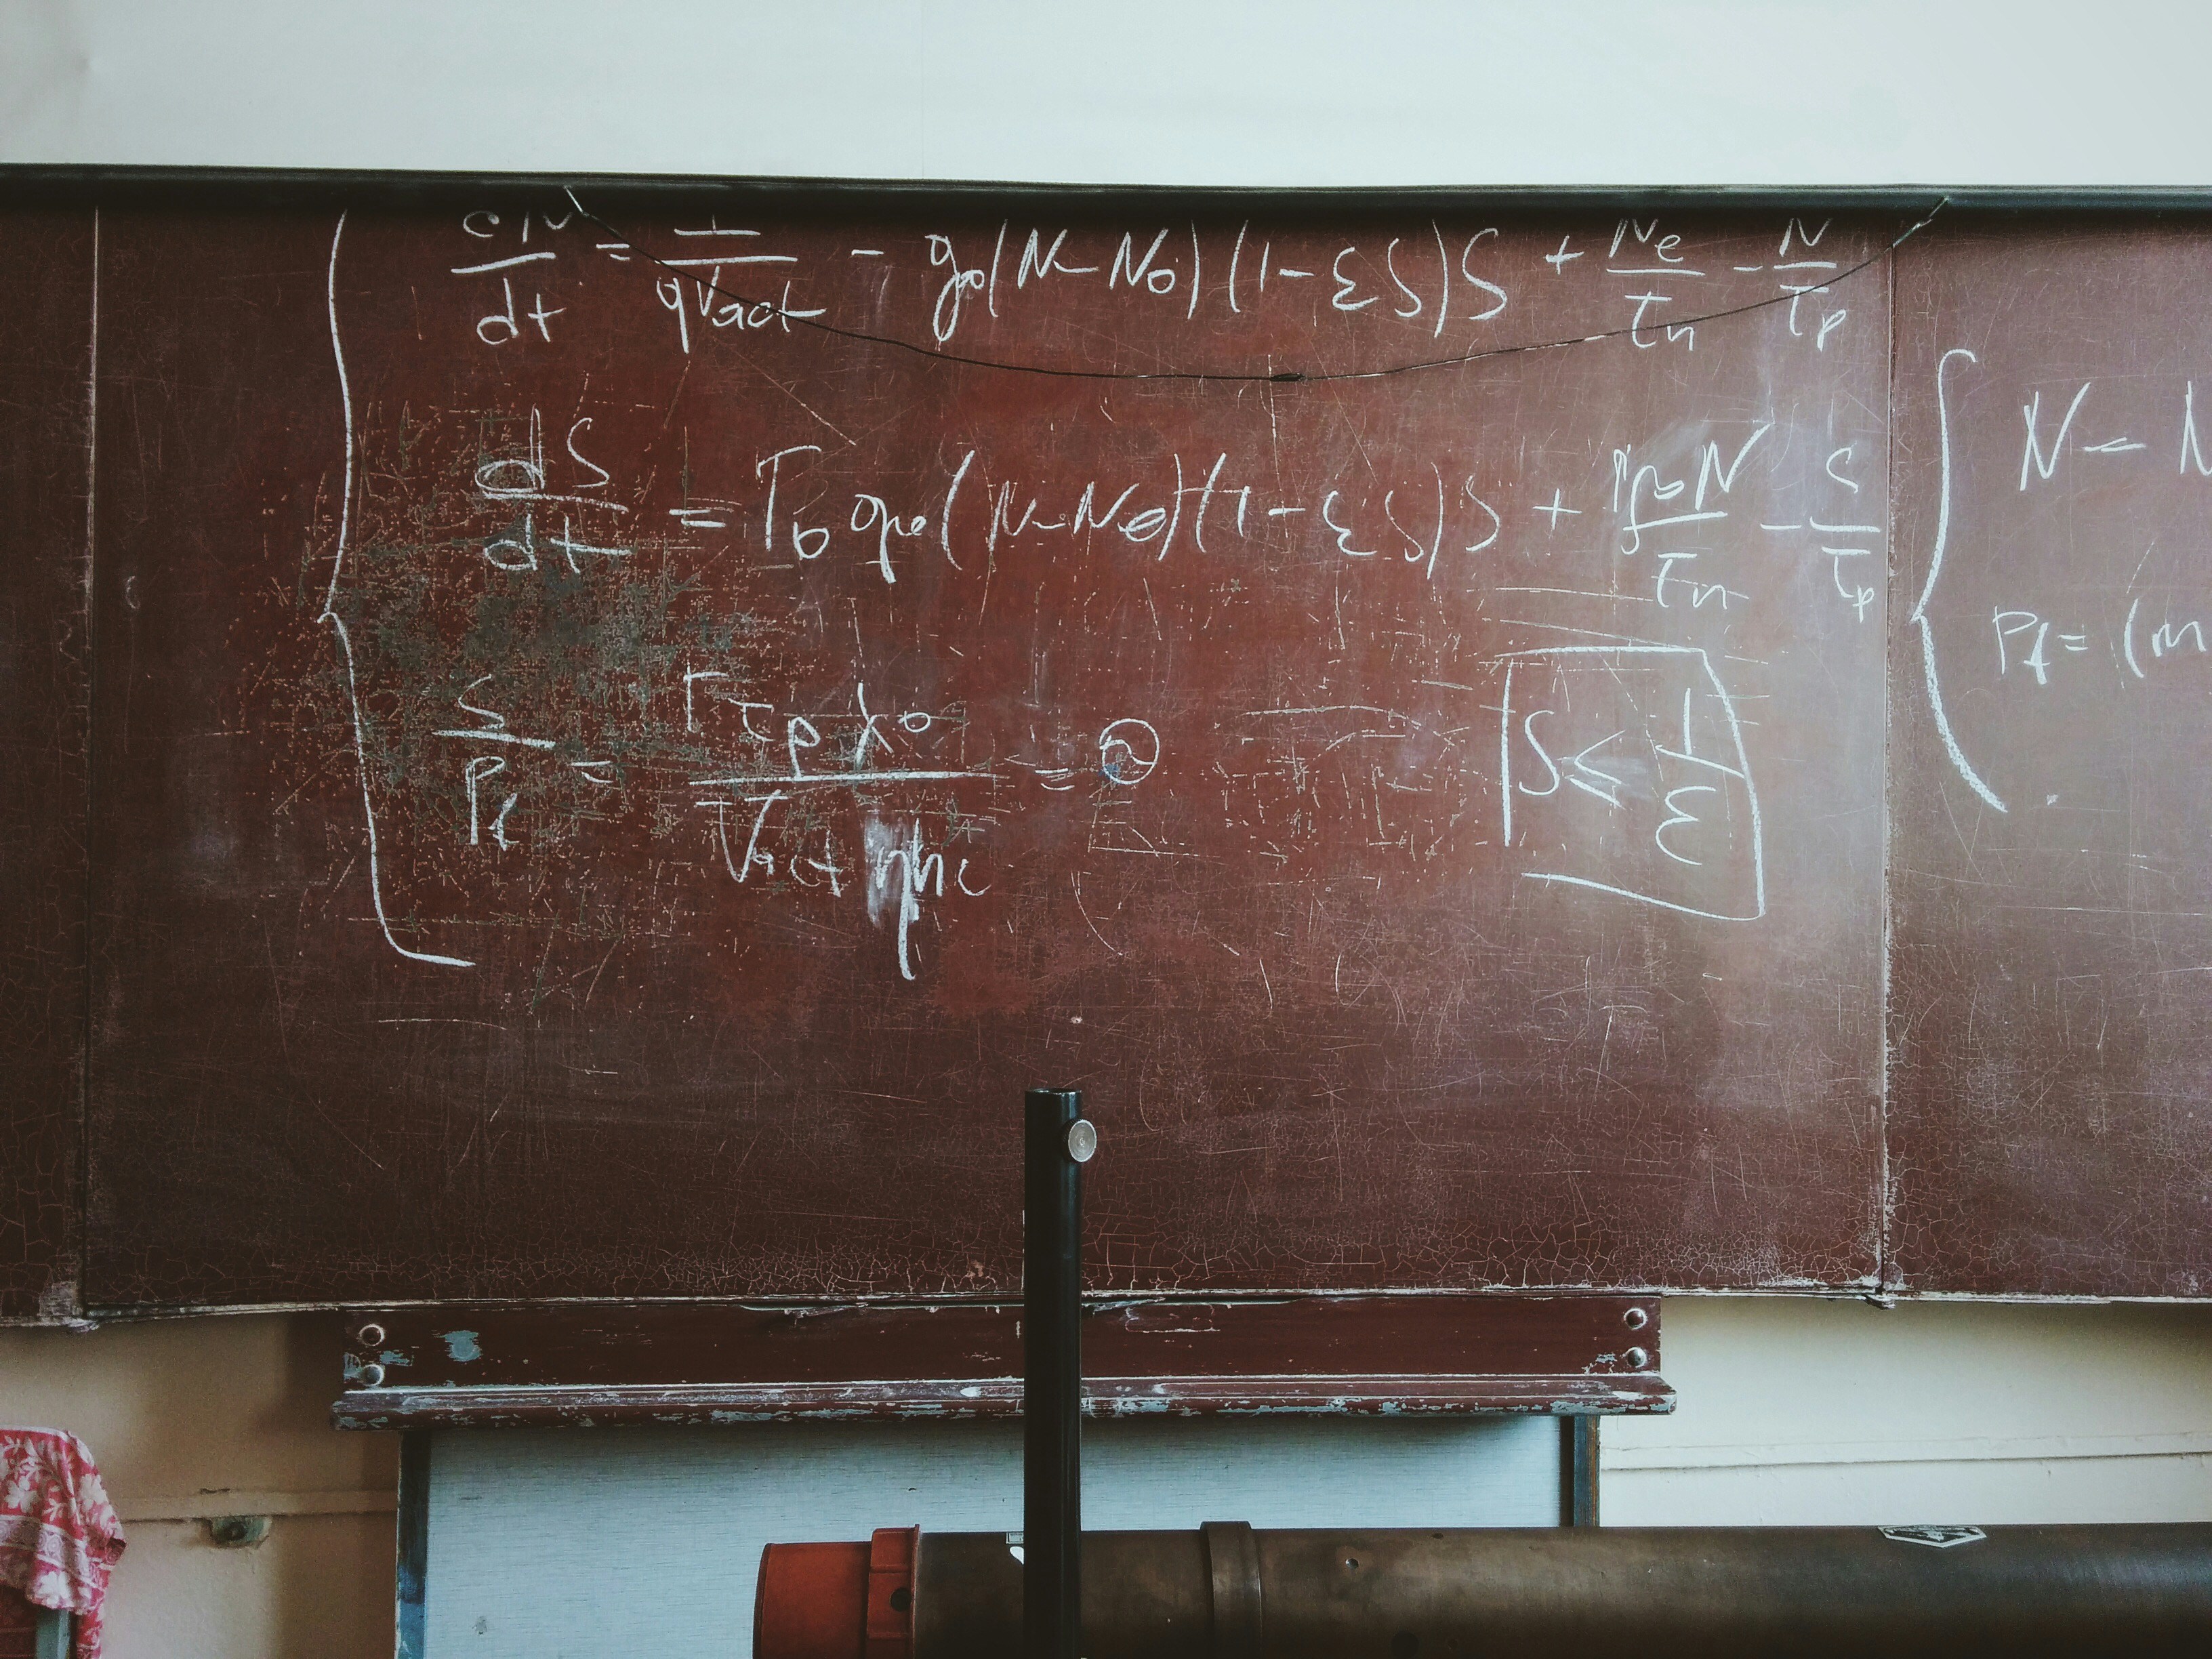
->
[[314, 205, 1889, 990]]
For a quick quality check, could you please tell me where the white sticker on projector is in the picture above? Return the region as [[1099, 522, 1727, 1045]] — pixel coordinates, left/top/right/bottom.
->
[[1880, 1525, 1988, 1549]]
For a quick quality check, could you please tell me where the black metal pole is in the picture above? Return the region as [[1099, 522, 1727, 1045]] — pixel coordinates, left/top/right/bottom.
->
[[1024, 1086, 1090, 1659]]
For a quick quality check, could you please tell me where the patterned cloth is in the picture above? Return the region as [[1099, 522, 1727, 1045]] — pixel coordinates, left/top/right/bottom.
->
[[0, 1431, 125, 1659]]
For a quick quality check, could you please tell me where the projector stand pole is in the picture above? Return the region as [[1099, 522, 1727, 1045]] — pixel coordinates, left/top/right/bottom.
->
[[1024, 1086, 1092, 1659]]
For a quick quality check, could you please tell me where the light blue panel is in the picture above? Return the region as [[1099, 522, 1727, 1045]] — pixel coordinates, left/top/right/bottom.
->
[[424, 1414, 1559, 1658]]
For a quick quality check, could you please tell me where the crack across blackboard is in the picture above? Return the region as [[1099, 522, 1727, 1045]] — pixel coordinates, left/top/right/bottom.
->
[[563, 186, 1946, 386]]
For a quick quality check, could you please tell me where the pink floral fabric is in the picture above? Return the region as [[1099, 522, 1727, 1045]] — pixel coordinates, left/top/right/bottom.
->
[[0, 1431, 125, 1659]]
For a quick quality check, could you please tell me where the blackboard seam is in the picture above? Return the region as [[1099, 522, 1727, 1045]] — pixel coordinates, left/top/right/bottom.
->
[[1877, 231, 1898, 1298], [71, 205, 97, 1321]]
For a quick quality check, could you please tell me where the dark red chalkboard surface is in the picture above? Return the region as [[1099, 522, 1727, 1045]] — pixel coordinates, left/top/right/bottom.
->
[[1888, 220, 2212, 1296], [22, 188, 1893, 1311], [0, 208, 93, 1322], [123, 184, 2212, 1311]]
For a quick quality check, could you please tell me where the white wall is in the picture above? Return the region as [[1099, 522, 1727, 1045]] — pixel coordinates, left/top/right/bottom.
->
[[5, 1, 2212, 187]]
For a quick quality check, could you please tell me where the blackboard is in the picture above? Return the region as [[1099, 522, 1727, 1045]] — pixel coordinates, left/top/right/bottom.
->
[[1889, 220, 2212, 1296], [1, 181, 2195, 1311]]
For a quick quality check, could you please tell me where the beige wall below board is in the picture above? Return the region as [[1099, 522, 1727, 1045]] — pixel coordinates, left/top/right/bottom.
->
[[2, 1297, 2210, 1658], [1602, 1298, 2212, 1525], [0, 1314, 396, 1659]]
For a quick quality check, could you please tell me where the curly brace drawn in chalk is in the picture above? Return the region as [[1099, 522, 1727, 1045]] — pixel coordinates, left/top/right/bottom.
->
[[321, 214, 474, 968], [1912, 346, 2007, 814]]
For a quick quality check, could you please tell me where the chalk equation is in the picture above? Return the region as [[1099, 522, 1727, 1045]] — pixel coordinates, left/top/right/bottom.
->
[[436, 197, 1874, 377], [1914, 347, 2212, 816], [312, 202, 1887, 984]]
